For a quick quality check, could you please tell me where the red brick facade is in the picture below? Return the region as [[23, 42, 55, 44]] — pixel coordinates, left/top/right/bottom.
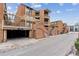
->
[[0, 3, 6, 42]]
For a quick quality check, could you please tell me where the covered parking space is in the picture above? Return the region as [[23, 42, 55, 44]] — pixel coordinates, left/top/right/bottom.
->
[[7, 30, 30, 39]]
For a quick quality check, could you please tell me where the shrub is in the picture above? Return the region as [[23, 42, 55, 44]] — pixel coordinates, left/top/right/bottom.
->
[[75, 38, 79, 51], [77, 38, 79, 41]]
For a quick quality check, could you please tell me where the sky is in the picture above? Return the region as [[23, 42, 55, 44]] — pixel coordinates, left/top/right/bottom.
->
[[6, 3, 79, 25]]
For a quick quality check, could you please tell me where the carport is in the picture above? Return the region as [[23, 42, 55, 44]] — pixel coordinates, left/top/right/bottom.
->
[[7, 30, 30, 39]]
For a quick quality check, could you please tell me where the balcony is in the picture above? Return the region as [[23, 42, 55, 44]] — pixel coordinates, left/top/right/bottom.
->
[[1, 13, 35, 30], [35, 15, 40, 18], [44, 14, 50, 18], [44, 22, 49, 26]]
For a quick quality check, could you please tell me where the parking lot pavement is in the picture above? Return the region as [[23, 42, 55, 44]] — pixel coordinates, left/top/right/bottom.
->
[[0, 32, 78, 56], [0, 38, 42, 53]]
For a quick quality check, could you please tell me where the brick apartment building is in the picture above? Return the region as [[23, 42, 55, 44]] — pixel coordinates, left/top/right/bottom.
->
[[50, 21, 69, 36], [0, 3, 69, 42], [0, 3, 51, 42], [16, 4, 51, 39]]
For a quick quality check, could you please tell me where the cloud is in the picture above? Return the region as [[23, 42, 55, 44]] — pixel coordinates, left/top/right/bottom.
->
[[7, 11, 16, 15], [7, 6, 17, 14], [7, 6, 12, 10], [58, 3, 64, 6], [72, 3, 78, 6], [31, 3, 42, 8], [66, 8, 74, 11], [7, 6, 16, 14], [15, 6, 18, 9], [56, 10, 61, 14]]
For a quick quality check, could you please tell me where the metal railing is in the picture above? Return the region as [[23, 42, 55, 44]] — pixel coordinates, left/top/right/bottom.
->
[[1, 13, 36, 30]]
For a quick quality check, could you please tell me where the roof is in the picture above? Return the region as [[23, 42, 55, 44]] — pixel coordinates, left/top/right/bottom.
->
[[20, 4, 35, 11]]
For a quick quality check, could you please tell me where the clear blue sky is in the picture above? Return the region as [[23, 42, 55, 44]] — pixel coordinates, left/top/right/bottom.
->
[[6, 3, 79, 25]]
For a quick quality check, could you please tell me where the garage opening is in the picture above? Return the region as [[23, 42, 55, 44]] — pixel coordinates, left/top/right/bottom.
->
[[7, 30, 29, 39]]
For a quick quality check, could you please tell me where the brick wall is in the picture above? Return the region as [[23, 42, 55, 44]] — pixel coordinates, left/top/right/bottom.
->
[[0, 3, 5, 42], [0, 29, 4, 42], [14, 4, 26, 26]]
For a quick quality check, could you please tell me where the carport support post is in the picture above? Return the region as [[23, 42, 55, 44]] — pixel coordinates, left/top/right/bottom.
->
[[29, 30, 33, 38], [3, 30, 7, 42]]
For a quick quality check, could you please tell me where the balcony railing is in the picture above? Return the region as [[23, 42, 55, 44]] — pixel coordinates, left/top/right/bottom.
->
[[44, 14, 50, 18], [44, 22, 50, 26], [1, 13, 36, 30]]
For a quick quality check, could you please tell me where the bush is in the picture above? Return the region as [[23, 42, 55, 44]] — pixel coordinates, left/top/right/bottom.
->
[[77, 38, 79, 41], [75, 38, 79, 51]]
